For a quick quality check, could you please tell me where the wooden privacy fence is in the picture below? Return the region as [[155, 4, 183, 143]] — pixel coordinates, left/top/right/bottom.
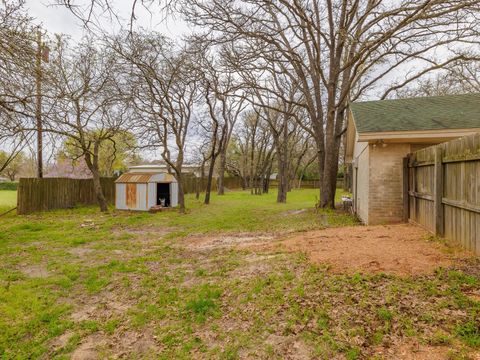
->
[[275, 178, 344, 189], [182, 177, 345, 193], [405, 133, 480, 254], [17, 177, 115, 215], [182, 176, 244, 194]]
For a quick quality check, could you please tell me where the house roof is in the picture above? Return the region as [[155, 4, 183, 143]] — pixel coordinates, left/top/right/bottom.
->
[[129, 164, 199, 171], [115, 172, 176, 184], [350, 93, 480, 134]]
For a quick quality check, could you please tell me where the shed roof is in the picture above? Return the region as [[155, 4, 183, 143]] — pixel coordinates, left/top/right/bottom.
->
[[350, 93, 480, 134], [115, 172, 176, 183]]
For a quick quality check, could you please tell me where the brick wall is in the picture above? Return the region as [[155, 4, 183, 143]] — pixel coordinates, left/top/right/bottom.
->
[[368, 143, 411, 224]]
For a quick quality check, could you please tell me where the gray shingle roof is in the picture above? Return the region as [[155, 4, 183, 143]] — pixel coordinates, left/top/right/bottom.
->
[[350, 93, 480, 133]]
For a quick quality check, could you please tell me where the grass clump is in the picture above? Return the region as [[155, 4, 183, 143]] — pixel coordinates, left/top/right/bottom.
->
[[456, 319, 480, 347], [185, 285, 222, 323]]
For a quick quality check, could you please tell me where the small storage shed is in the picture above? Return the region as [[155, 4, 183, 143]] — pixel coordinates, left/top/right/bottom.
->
[[115, 172, 178, 211]]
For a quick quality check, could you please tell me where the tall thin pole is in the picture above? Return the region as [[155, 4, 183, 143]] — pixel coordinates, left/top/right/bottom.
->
[[35, 30, 43, 178]]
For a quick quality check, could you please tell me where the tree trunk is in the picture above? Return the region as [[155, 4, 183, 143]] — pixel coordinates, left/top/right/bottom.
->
[[195, 176, 200, 200], [204, 156, 216, 205], [91, 168, 108, 212], [263, 163, 272, 194], [276, 148, 288, 203], [312, 116, 326, 204], [83, 143, 108, 212], [242, 176, 247, 190], [177, 174, 186, 213], [217, 150, 226, 195], [320, 135, 341, 209]]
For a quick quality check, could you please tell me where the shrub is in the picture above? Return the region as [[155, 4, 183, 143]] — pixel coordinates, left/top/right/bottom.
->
[[0, 182, 18, 190]]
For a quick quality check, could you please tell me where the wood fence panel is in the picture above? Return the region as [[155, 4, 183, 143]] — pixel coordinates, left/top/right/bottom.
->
[[181, 177, 245, 195], [408, 133, 480, 254], [17, 177, 115, 215]]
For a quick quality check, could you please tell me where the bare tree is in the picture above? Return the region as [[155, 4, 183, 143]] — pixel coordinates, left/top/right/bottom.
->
[[181, 0, 480, 208], [194, 45, 247, 203], [397, 61, 480, 97], [230, 110, 274, 195], [110, 32, 200, 213], [43, 37, 126, 211], [0, 1, 41, 174]]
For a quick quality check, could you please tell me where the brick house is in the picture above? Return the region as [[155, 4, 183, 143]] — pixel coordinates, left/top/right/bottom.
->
[[345, 93, 480, 225]]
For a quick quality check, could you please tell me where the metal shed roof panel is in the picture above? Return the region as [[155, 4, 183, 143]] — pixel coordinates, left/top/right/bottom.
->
[[115, 172, 176, 183], [115, 173, 153, 183]]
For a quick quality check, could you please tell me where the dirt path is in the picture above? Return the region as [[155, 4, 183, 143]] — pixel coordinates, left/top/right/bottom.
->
[[184, 224, 469, 276]]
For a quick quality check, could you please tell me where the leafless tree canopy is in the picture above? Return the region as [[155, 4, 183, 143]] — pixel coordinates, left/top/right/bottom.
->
[[180, 0, 480, 207], [109, 31, 202, 212], [2, 0, 480, 211]]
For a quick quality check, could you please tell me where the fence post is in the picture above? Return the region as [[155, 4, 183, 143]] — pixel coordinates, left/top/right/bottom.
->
[[402, 157, 409, 223], [434, 146, 444, 237]]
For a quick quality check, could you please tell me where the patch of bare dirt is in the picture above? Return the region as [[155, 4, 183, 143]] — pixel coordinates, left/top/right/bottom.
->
[[182, 225, 469, 276], [71, 334, 105, 360], [374, 340, 480, 359], [182, 232, 276, 250], [228, 254, 282, 279], [67, 287, 134, 323], [112, 225, 172, 238], [108, 330, 160, 358], [464, 289, 480, 302], [255, 224, 469, 276], [281, 209, 308, 216], [50, 330, 74, 351], [68, 247, 94, 257], [20, 264, 50, 278], [69, 330, 161, 359], [264, 334, 312, 359], [375, 342, 449, 359]]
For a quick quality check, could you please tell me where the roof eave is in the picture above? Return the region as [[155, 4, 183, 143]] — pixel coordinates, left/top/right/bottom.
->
[[357, 128, 480, 142]]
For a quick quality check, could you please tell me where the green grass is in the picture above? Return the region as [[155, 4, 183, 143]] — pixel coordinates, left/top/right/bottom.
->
[[156, 188, 356, 235], [0, 190, 16, 213], [0, 189, 479, 359]]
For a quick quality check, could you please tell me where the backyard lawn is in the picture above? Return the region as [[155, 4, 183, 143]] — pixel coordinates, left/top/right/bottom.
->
[[0, 189, 479, 359], [0, 190, 16, 213]]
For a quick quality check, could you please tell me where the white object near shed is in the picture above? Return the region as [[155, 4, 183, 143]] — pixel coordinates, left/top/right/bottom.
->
[[115, 172, 178, 211]]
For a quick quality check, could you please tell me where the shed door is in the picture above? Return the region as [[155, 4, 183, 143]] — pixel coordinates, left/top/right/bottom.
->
[[126, 183, 137, 208]]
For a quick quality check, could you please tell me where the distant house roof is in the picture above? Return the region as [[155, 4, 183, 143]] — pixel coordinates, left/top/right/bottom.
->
[[129, 164, 199, 172], [350, 93, 480, 134]]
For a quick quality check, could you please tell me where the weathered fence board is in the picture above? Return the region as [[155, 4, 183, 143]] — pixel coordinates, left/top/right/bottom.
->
[[407, 133, 480, 254], [17, 177, 115, 215]]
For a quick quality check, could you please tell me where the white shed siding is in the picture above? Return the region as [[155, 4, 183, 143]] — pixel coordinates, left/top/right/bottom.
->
[[147, 182, 156, 208], [170, 182, 178, 207], [115, 183, 127, 210], [137, 184, 148, 211]]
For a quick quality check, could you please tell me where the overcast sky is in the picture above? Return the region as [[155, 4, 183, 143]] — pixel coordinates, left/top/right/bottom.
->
[[24, 0, 190, 40]]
